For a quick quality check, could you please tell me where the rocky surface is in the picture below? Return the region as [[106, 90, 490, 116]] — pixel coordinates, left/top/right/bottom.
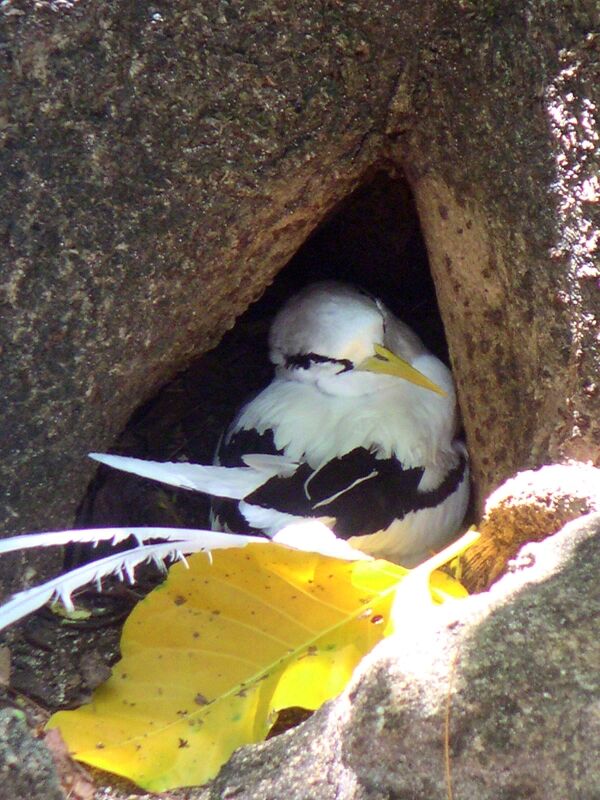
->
[[1, 4, 599, 794], [0, 708, 63, 800], [193, 511, 600, 800], [463, 461, 600, 591], [1, 1, 598, 567], [2, 471, 600, 799]]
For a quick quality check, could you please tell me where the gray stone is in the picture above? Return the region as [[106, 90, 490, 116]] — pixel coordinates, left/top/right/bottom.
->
[[1, 1, 598, 562], [0, 708, 64, 800], [1, 5, 599, 793], [196, 512, 600, 800], [463, 462, 600, 591]]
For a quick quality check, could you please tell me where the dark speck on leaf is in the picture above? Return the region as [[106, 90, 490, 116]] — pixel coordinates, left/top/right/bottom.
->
[[371, 614, 384, 624], [178, 738, 190, 749], [174, 595, 187, 605], [194, 693, 209, 706]]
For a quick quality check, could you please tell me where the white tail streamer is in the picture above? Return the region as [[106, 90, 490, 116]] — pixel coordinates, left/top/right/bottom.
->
[[0, 522, 365, 633], [89, 452, 297, 499]]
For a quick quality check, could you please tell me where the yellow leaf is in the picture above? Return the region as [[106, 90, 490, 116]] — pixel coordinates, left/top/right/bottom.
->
[[47, 541, 467, 792]]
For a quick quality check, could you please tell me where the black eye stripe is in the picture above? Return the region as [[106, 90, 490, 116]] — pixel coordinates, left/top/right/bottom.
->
[[285, 353, 353, 372]]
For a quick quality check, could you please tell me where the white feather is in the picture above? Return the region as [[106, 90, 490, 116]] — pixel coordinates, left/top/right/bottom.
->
[[273, 520, 371, 561], [0, 543, 180, 631], [237, 501, 306, 536], [0, 528, 264, 632], [0, 522, 368, 632], [89, 453, 295, 499], [0, 526, 263, 555], [0, 526, 167, 555], [241, 453, 298, 473], [229, 368, 456, 470]]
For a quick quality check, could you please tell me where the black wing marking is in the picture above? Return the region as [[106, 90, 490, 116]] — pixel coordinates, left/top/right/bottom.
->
[[217, 427, 281, 467], [246, 447, 467, 539], [211, 427, 282, 534]]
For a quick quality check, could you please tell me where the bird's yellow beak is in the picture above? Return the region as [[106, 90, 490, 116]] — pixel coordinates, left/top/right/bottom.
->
[[357, 344, 447, 397]]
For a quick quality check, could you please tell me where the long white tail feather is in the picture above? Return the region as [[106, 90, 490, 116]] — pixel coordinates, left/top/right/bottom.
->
[[89, 452, 294, 499], [0, 529, 267, 633], [0, 543, 180, 631], [0, 522, 367, 633], [0, 526, 259, 555]]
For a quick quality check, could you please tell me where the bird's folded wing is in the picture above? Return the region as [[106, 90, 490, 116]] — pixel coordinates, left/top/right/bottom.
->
[[244, 447, 426, 537]]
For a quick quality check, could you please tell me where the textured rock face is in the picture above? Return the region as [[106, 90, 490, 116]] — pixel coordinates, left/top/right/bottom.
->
[[194, 512, 600, 800], [3, 472, 600, 799], [1, 0, 397, 543], [1, 13, 599, 795], [0, 709, 63, 800], [463, 461, 600, 591], [404, 22, 600, 501], [1, 1, 598, 552]]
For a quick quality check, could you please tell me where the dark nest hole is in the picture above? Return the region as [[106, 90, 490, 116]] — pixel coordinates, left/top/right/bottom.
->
[[2, 169, 462, 731], [77, 169, 452, 535]]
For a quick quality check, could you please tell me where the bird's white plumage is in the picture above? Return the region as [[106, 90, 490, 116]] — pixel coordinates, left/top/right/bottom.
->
[[93, 281, 469, 566], [347, 442, 470, 562], [90, 452, 298, 499], [229, 358, 456, 468]]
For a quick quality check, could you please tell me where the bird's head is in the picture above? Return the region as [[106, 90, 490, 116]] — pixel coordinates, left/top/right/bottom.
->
[[268, 281, 452, 400]]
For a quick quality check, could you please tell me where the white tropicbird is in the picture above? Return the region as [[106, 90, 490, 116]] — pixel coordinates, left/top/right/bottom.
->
[[92, 281, 469, 566]]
